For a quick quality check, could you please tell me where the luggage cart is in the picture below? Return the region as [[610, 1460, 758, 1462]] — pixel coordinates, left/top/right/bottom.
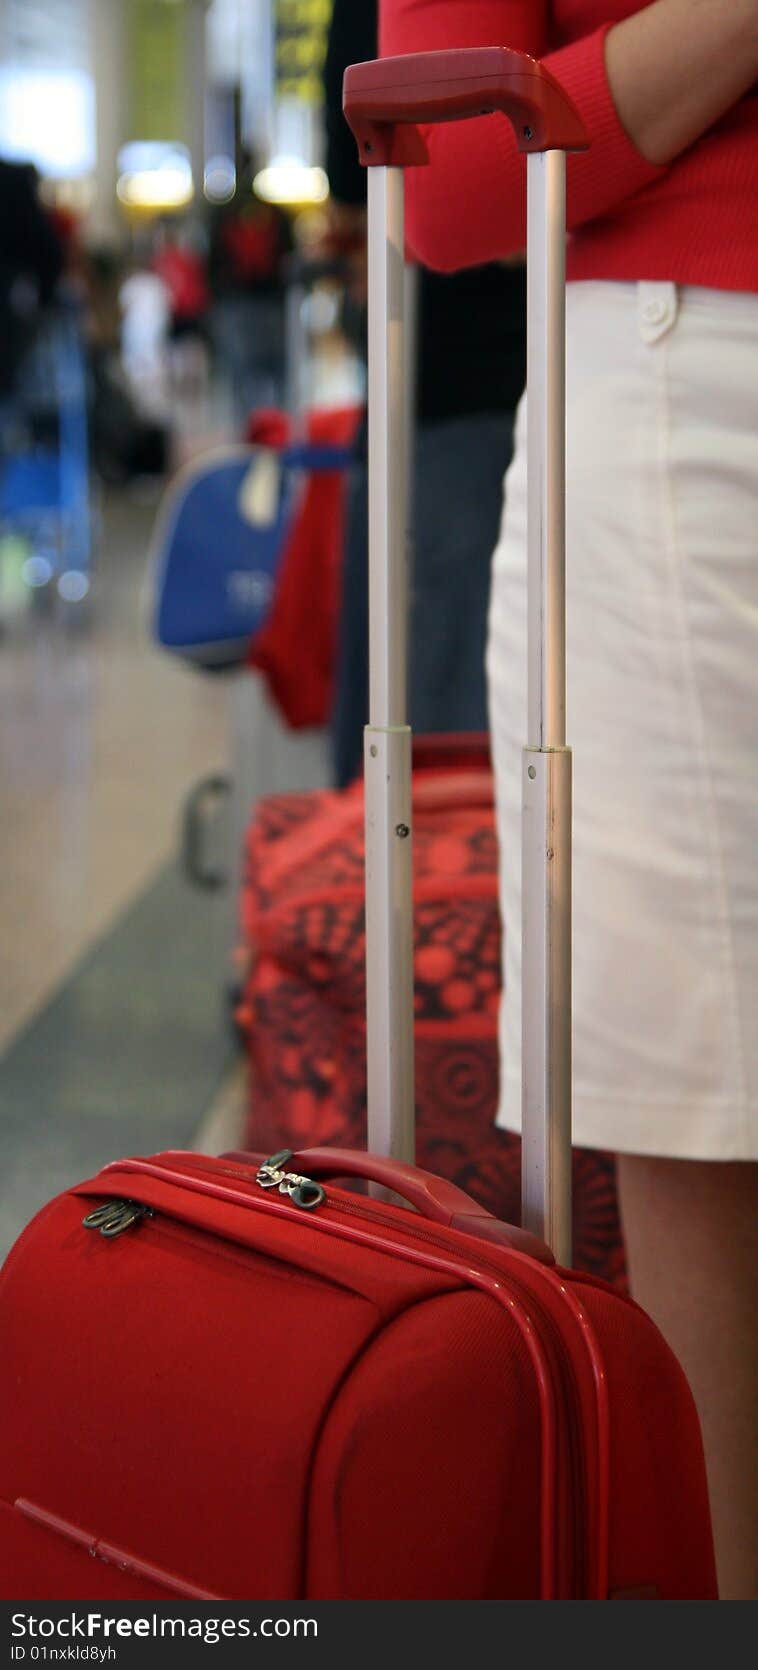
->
[[151, 409, 359, 1022], [173, 254, 390, 1019], [0, 293, 96, 620]]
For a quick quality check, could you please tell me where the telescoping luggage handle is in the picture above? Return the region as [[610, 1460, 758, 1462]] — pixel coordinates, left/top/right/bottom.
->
[[344, 48, 589, 1263]]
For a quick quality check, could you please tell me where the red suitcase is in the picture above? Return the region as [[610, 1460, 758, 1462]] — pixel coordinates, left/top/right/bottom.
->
[[239, 736, 628, 1288], [0, 49, 716, 1600]]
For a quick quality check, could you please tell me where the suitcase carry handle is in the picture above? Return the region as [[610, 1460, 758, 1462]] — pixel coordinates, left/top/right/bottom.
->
[[343, 48, 589, 165], [224, 1147, 554, 1263], [346, 50, 582, 1262]]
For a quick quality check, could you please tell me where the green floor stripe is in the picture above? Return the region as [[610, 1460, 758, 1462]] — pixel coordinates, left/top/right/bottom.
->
[[0, 863, 236, 1259]]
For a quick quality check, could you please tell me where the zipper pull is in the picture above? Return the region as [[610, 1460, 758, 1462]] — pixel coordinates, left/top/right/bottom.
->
[[83, 1199, 153, 1238], [255, 1149, 295, 1187], [255, 1153, 325, 1211]]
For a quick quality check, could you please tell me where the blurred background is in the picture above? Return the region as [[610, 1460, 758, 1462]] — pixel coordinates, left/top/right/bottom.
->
[[0, 0, 528, 1263], [0, 0, 366, 1255]]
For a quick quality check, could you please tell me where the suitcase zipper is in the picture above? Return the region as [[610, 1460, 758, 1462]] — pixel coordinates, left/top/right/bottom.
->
[[254, 1151, 325, 1210], [82, 1199, 153, 1238]]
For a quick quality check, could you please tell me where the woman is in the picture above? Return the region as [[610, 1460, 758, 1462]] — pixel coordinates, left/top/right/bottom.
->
[[380, 0, 758, 1597], [324, 0, 526, 787]]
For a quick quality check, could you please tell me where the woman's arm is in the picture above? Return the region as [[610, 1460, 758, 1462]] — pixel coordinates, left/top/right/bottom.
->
[[379, 0, 758, 269], [605, 0, 758, 164]]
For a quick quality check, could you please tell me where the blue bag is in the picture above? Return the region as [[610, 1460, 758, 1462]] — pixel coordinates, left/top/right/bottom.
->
[[151, 441, 354, 670], [151, 447, 295, 669]]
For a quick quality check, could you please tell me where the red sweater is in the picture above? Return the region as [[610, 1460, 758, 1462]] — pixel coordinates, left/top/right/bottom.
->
[[379, 0, 758, 291]]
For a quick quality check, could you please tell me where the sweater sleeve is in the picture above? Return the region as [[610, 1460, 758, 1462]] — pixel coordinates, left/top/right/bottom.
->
[[379, 0, 667, 270]]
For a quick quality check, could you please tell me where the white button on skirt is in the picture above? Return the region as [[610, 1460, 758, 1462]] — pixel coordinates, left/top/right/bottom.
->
[[487, 280, 758, 1159]]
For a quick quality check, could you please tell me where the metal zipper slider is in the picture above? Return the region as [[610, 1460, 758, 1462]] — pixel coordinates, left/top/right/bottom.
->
[[255, 1149, 295, 1188], [83, 1199, 153, 1238], [255, 1152, 325, 1211]]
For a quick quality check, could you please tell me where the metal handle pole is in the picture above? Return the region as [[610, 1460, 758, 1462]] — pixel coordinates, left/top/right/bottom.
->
[[521, 150, 572, 1263], [364, 164, 415, 1163]]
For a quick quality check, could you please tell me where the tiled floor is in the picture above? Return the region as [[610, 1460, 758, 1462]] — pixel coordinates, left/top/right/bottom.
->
[[0, 335, 356, 1257], [0, 857, 239, 1258], [0, 487, 242, 1250], [0, 489, 231, 1051], [0, 487, 333, 1255]]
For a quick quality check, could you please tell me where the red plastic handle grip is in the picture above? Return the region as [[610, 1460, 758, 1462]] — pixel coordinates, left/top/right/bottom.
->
[[343, 47, 590, 167], [290, 1147, 555, 1264]]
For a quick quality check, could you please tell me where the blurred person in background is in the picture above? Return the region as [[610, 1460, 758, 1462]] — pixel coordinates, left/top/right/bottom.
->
[[119, 251, 172, 419], [323, 0, 527, 788], [85, 246, 168, 485], [382, 0, 758, 1597], [153, 219, 211, 401], [0, 158, 63, 405], [208, 156, 293, 424]]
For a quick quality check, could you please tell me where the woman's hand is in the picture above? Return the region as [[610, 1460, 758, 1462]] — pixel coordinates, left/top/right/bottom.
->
[[605, 0, 758, 165]]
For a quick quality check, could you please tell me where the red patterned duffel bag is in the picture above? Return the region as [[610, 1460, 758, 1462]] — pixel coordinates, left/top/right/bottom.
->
[[238, 736, 627, 1288]]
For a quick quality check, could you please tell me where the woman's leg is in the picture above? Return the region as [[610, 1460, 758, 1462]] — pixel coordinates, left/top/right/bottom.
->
[[617, 1154, 758, 1599], [410, 410, 515, 736]]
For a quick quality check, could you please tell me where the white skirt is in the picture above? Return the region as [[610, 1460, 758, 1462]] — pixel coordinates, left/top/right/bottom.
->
[[487, 280, 758, 1160]]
